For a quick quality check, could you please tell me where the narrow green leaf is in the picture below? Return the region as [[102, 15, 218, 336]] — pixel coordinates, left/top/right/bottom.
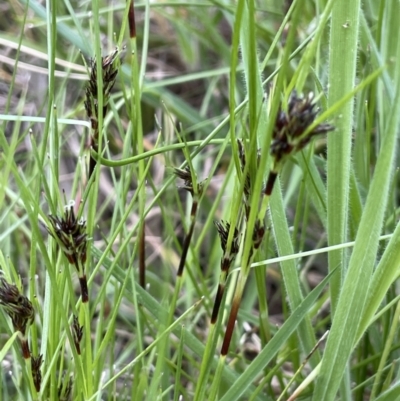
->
[[219, 268, 335, 401], [270, 180, 319, 365], [313, 44, 400, 401]]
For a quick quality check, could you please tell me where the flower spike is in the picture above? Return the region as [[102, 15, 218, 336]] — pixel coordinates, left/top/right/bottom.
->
[[265, 90, 334, 195], [0, 276, 35, 358], [47, 203, 89, 302]]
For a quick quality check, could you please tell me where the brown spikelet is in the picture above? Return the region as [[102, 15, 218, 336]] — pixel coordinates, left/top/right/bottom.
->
[[84, 48, 120, 132], [265, 90, 334, 195], [47, 203, 89, 302], [72, 315, 84, 355], [84, 47, 121, 178], [210, 221, 241, 324], [214, 220, 240, 271], [47, 204, 87, 268], [173, 166, 203, 196], [31, 354, 43, 392], [0, 276, 35, 358], [271, 90, 334, 166]]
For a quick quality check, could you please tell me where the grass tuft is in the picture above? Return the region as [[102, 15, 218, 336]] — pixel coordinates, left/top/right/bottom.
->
[[0, 0, 399, 400]]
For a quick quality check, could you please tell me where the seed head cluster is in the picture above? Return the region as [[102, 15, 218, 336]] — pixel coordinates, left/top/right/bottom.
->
[[265, 90, 334, 196], [84, 47, 121, 179], [84, 48, 120, 134], [173, 166, 203, 196], [215, 220, 240, 270], [0, 276, 35, 358], [47, 204, 87, 269], [47, 204, 89, 302], [271, 90, 334, 167], [31, 354, 43, 392], [72, 315, 84, 355]]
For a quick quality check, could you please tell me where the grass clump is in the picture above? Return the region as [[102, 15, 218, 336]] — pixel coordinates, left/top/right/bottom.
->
[[0, 1, 400, 400]]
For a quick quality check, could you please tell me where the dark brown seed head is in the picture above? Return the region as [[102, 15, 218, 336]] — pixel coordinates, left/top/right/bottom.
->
[[47, 204, 87, 271], [215, 220, 229, 252], [72, 315, 84, 354], [0, 276, 35, 336], [173, 166, 192, 187], [215, 221, 240, 255], [271, 90, 334, 167], [84, 48, 120, 131], [173, 166, 203, 196], [31, 354, 43, 392], [215, 220, 240, 272]]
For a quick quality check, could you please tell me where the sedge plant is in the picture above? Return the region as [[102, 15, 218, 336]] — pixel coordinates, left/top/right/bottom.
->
[[1, 0, 400, 401]]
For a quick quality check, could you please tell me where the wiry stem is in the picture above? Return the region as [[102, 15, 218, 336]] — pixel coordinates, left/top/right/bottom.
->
[[173, 167, 203, 278], [210, 221, 240, 324], [220, 219, 264, 356], [177, 201, 198, 277], [194, 221, 239, 401], [221, 283, 243, 355]]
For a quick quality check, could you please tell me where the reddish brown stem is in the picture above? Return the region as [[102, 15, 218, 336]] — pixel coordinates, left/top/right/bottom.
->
[[264, 171, 278, 196], [210, 258, 232, 324], [129, 0, 136, 39], [21, 339, 31, 359], [221, 299, 240, 356], [177, 201, 198, 277], [211, 284, 225, 324], [79, 275, 89, 303]]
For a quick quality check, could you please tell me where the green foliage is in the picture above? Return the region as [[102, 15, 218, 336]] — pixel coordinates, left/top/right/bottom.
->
[[0, 0, 399, 400]]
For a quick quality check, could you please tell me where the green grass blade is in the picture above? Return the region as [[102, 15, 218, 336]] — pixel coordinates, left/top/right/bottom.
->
[[326, 0, 361, 313], [270, 180, 319, 365], [313, 38, 400, 401], [219, 268, 334, 401]]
